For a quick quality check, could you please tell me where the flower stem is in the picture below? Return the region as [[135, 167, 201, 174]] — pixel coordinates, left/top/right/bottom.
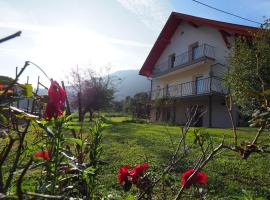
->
[[27, 61, 51, 81]]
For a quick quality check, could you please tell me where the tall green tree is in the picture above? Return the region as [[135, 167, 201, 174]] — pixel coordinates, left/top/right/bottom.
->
[[122, 92, 150, 118], [225, 21, 270, 115]]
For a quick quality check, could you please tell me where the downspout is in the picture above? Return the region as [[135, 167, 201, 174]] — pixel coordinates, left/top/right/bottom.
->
[[148, 77, 153, 101], [148, 77, 153, 121]]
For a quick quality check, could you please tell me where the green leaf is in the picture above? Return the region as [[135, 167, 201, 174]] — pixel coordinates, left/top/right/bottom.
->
[[85, 166, 96, 173], [21, 84, 33, 97], [64, 138, 83, 147], [65, 113, 76, 121], [126, 194, 136, 200], [66, 125, 84, 130], [0, 113, 7, 124], [35, 120, 55, 137], [83, 166, 96, 177]]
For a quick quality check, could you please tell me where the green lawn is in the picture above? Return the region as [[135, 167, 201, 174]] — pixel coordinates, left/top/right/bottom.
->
[[98, 117, 270, 199], [1, 116, 269, 199]]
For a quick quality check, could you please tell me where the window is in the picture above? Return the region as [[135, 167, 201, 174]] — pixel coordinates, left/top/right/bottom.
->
[[189, 42, 200, 61], [168, 53, 175, 68]]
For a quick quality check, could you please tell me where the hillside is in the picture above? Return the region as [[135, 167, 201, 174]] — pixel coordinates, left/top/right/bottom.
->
[[110, 70, 150, 100], [37, 70, 150, 101]]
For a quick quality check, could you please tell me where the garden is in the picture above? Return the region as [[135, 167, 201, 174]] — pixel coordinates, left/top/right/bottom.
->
[[0, 19, 270, 200]]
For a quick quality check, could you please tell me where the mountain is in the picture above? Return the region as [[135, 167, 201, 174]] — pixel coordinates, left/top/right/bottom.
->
[[36, 70, 150, 101], [110, 70, 150, 100]]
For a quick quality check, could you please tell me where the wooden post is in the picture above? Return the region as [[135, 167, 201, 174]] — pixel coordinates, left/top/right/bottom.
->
[[61, 81, 72, 115], [36, 76, 40, 117]]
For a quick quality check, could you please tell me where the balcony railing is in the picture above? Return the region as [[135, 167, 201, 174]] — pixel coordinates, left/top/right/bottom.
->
[[150, 76, 227, 100], [153, 44, 215, 76]]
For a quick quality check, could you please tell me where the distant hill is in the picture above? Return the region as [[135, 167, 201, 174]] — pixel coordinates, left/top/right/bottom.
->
[[37, 70, 150, 101], [110, 70, 150, 100]]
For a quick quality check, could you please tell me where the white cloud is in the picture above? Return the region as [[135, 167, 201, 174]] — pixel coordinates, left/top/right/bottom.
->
[[116, 0, 173, 32], [0, 21, 151, 81], [0, 22, 151, 48], [0, 1, 154, 83], [0, 23, 148, 78]]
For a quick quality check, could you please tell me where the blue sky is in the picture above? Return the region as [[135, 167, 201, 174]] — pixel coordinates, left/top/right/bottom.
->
[[0, 0, 269, 84]]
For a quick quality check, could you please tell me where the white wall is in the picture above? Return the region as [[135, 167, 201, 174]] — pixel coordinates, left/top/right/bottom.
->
[[152, 62, 211, 90], [155, 21, 231, 67], [152, 21, 233, 91]]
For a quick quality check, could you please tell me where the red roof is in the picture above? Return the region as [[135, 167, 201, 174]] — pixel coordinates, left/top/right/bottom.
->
[[139, 12, 260, 77]]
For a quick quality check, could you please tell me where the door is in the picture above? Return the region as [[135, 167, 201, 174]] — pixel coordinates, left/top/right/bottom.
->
[[196, 76, 204, 94], [192, 45, 200, 60]]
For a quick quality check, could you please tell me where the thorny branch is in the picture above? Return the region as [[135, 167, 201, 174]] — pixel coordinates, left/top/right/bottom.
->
[[138, 105, 200, 200], [174, 139, 225, 200], [225, 95, 238, 146], [0, 61, 49, 196]]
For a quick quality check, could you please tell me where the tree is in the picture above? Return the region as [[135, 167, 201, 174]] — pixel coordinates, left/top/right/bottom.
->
[[122, 92, 150, 118], [68, 67, 117, 121], [111, 100, 124, 113], [132, 92, 150, 118], [123, 96, 132, 114], [225, 20, 270, 115]]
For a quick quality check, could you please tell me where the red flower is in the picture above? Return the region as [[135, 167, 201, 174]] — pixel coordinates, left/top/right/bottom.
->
[[118, 165, 130, 185], [130, 163, 149, 184], [182, 168, 207, 189], [44, 80, 66, 120], [34, 150, 50, 160]]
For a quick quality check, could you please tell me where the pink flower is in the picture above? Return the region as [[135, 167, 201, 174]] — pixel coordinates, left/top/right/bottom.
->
[[130, 163, 149, 184], [182, 168, 207, 189], [44, 80, 66, 120], [34, 150, 50, 160]]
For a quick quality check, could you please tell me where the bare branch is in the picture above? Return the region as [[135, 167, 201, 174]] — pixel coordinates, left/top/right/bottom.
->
[[0, 31, 21, 44], [17, 157, 33, 199], [225, 95, 238, 146]]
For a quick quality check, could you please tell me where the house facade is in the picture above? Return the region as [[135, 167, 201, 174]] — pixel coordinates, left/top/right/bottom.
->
[[139, 12, 258, 128]]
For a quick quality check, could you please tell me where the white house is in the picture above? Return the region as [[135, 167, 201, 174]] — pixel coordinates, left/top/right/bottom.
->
[[139, 12, 258, 128]]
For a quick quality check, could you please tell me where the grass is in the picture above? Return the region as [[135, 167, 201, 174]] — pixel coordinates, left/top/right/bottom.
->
[[1, 116, 269, 199], [98, 117, 270, 199]]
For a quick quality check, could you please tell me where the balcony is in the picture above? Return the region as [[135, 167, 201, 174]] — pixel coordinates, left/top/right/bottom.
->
[[150, 76, 227, 100], [152, 44, 215, 77]]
